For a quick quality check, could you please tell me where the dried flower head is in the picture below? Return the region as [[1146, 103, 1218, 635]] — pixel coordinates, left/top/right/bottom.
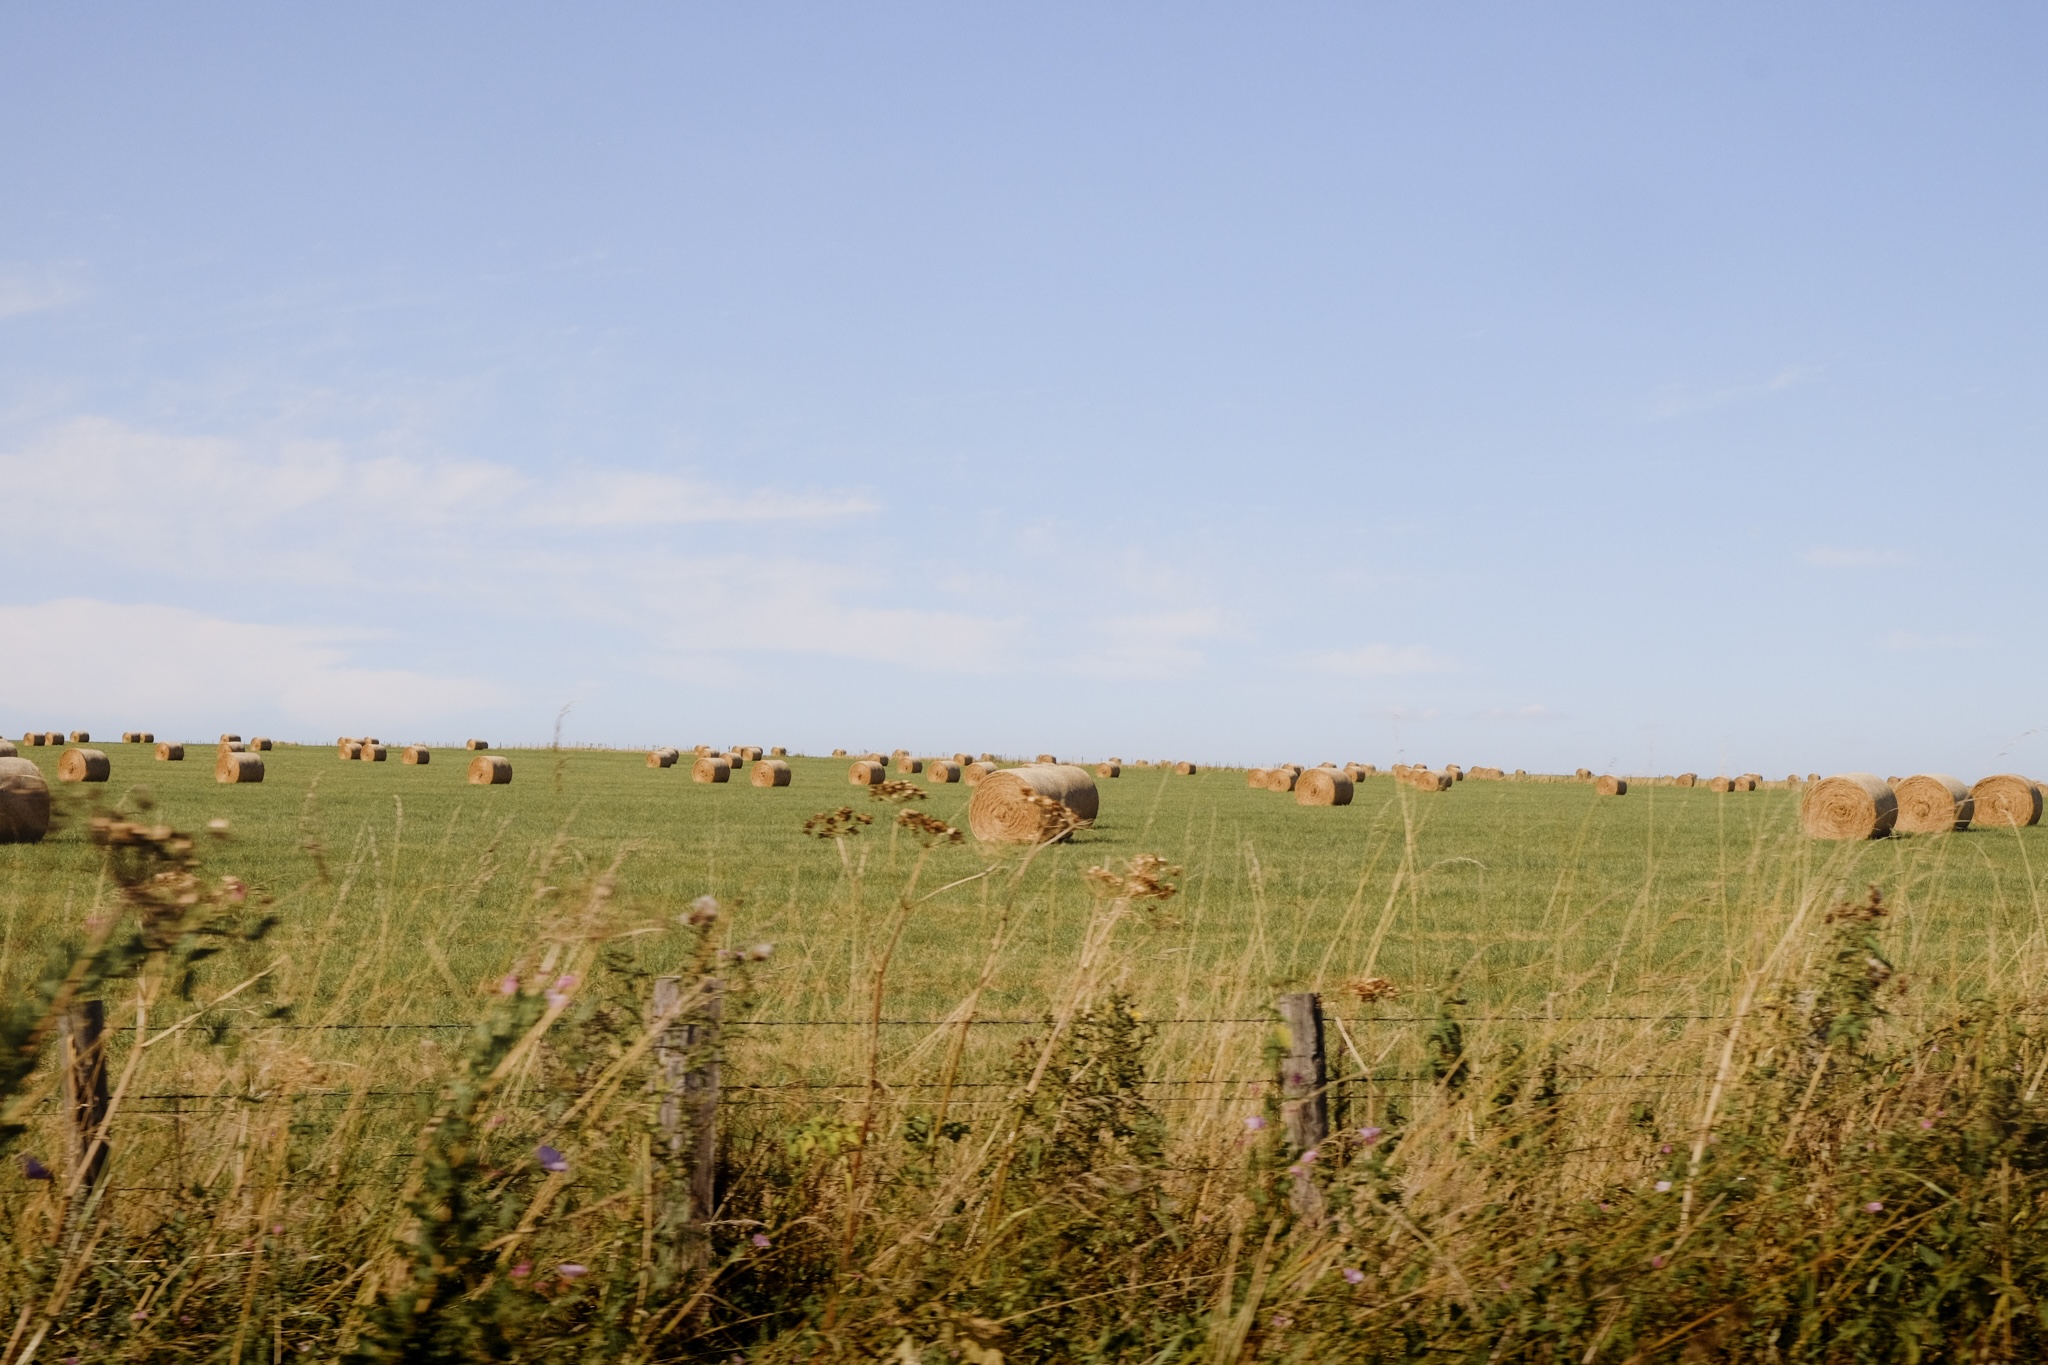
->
[[867, 780, 927, 805], [896, 809, 963, 846], [1341, 976, 1400, 1004], [684, 896, 720, 927], [803, 807, 874, 840], [1084, 853, 1181, 902]]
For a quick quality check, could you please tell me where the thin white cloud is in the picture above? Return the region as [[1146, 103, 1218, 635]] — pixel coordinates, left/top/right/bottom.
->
[[1806, 546, 1906, 568], [1881, 630, 1983, 652], [1312, 644, 1455, 677], [0, 598, 504, 731], [1648, 364, 1819, 421], [0, 263, 84, 321]]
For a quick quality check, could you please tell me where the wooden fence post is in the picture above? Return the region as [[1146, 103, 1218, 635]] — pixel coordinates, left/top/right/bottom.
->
[[62, 1000, 109, 1196], [1277, 991, 1328, 1218], [654, 975, 723, 1271]]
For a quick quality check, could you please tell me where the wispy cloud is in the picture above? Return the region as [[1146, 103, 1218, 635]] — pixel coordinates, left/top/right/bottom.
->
[[1647, 364, 1818, 421], [1881, 630, 1983, 652], [0, 262, 84, 321], [1806, 546, 1906, 568], [1312, 644, 1454, 677]]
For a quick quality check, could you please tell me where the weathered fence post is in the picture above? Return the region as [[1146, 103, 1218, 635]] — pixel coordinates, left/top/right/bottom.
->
[[62, 999, 109, 1196], [654, 975, 723, 1271], [1277, 991, 1328, 1218]]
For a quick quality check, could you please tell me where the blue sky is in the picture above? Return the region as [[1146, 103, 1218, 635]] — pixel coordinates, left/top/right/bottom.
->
[[3, 5, 2045, 774]]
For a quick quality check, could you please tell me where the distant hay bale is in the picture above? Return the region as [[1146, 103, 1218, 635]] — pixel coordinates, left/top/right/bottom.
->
[[962, 762, 997, 786], [40, 733, 60, 746], [648, 748, 679, 768], [896, 756, 924, 774], [1894, 774, 1972, 833], [831, 748, 848, 757], [1175, 762, 1197, 775], [1675, 773, 1697, 788], [1970, 774, 2043, 829], [215, 751, 264, 784], [1402, 768, 1451, 792], [1736, 777, 1758, 792], [1035, 753, 1057, 764], [68, 731, 89, 743], [155, 743, 184, 762], [18, 733, 35, 746], [1595, 775, 1628, 796], [219, 734, 240, 744], [468, 755, 513, 785], [360, 743, 387, 763], [58, 748, 110, 784], [0, 758, 52, 844], [739, 746, 764, 761], [1808, 773, 1820, 782], [849, 760, 886, 786], [929, 761, 963, 784], [1574, 768, 1591, 780], [1708, 776, 1733, 793], [693, 756, 732, 784], [967, 764, 1099, 843], [219, 741, 247, 753], [1802, 773, 1898, 840], [0, 741, 13, 759], [1266, 767, 1300, 792], [339, 742, 361, 761], [952, 753, 972, 765], [770, 747, 787, 757], [249, 738, 272, 751], [403, 745, 431, 766], [722, 752, 748, 771], [751, 759, 792, 788], [139, 732, 153, 743], [1445, 765, 1463, 781], [1096, 762, 1120, 778], [1296, 768, 1353, 807], [979, 753, 997, 763], [465, 740, 489, 751], [1248, 768, 1270, 788], [121, 732, 138, 743]]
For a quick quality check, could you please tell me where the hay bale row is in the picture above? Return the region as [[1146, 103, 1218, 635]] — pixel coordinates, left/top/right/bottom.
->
[[58, 748, 110, 784], [967, 764, 1098, 843], [468, 755, 513, 785], [1800, 772, 2043, 840], [0, 758, 52, 844], [648, 748, 680, 769]]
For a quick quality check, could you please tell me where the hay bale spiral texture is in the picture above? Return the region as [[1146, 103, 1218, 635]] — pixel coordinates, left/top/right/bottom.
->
[[1296, 768, 1353, 807], [967, 764, 1100, 843], [1893, 774, 1972, 833], [468, 755, 514, 786], [216, 751, 264, 784], [1971, 774, 2043, 829], [0, 758, 52, 843], [58, 748, 110, 783], [928, 761, 962, 784], [1096, 762, 1120, 778], [848, 760, 885, 786], [962, 762, 997, 785], [1801, 773, 1897, 840], [750, 759, 792, 788], [693, 756, 731, 784]]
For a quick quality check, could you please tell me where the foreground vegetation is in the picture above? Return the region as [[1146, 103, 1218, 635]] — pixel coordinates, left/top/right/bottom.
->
[[2, 745, 2046, 1359]]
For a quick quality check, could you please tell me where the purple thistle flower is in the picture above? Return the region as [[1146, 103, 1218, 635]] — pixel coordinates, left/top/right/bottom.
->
[[1243, 1115, 1266, 1132], [1358, 1126, 1382, 1144], [1342, 1267, 1365, 1285], [751, 1232, 771, 1248], [537, 1144, 568, 1174], [499, 974, 519, 996], [557, 1263, 588, 1280], [1653, 1180, 1672, 1193], [21, 1156, 51, 1181], [1298, 1148, 1319, 1164], [1865, 1200, 1884, 1213], [1651, 1255, 1667, 1269], [510, 1262, 531, 1279]]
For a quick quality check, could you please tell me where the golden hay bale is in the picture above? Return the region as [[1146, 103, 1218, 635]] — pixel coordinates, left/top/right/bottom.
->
[[1801, 773, 1897, 840], [121, 732, 137, 743], [1573, 767, 1592, 780], [1248, 768, 1270, 788], [468, 755, 513, 786], [1296, 768, 1353, 807], [1675, 773, 1697, 788], [1035, 753, 1057, 764], [751, 759, 792, 788], [155, 743, 184, 762], [1595, 775, 1628, 796], [738, 746, 764, 761], [403, 745, 431, 766], [1736, 777, 1758, 791], [219, 734, 240, 743], [215, 751, 264, 784], [1174, 761, 1197, 775], [339, 742, 361, 761], [68, 731, 89, 743], [0, 741, 13, 759], [929, 761, 963, 784], [1970, 774, 2043, 829], [722, 751, 747, 771], [249, 738, 272, 751], [1707, 776, 1733, 793], [963, 762, 997, 786], [466, 739, 490, 751], [219, 740, 247, 753], [692, 756, 731, 784], [41, 733, 60, 746], [1892, 774, 1972, 833], [980, 753, 998, 763], [360, 743, 387, 762], [1266, 767, 1300, 793], [1808, 773, 1821, 782], [848, 760, 886, 786], [18, 733, 35, 745], [1402, 768, 1451, 792], [1096, 762, 1121, 778], [0, 758, 52, 844], [831, 748, 848, 757], [896, 756, 924, 774], [953, 753, 972, 765], [140, 732, 153, 743], [647, 748, 678, 769], [58, 748, 110, 783], [770, 746, 788, 757], [967, 764, 1100, 843]]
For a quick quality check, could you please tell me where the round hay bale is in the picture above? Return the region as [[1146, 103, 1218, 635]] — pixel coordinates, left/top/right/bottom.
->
[[1096, 762, 1121, 778], [1573, 767, 1592, 780], [1403, 768, 1451, 792], [1736, 777, 1758, 791], [68, 731, 89, 743], [1035, 753, 1057, 764], [18, 733, 34, 745], [1674, 773, 1697, 788], [1707, 776, 1733, 793], [339, 742, 361, 761], [0, 741, 13, 759], [215, 751, 264, 784], [403, 745, 431, 766], [929, 761, 963, 784], [1248, 768, 1270, 788], [58, 748, 110, 784], [360, 743, 387, 763], [848, 760, 886, 786], [1595, 775, 1628, 796], [1266, 767, 1300, 792], [468, 755, 513, 786], [896, 756, 924, 774], [770, 746, 788, 757], [720, 751, 747, 771], [121, 732, 137, 744], [0, 758, 52, 844], [1971, 774, 2043, 829], [219, 740, 247, 753], [1801, 773, 1897, 840], [249, 738, 272, 751], [952, 753, 972, 765], [647, 748, 678, 769], [751, 759, 792, 788], [831, 748, 848, 757], [1296, 768, 1353, 807], [737, 746, 763, 761], [40, 733, 60, 746], [1808, 773, 1821, 782], [693, 756, 731, 784], [139, 732, 153, 743], [979, 753, 998, 763], [219, 734, 240, 743], [1174, 761, 1197, 775], [967, 764, 1099, 843], [1893, 774, 1972, 833], [466, 739, 489, 751], [962, 761, 997, 786], [155, 743, 184, 762]]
